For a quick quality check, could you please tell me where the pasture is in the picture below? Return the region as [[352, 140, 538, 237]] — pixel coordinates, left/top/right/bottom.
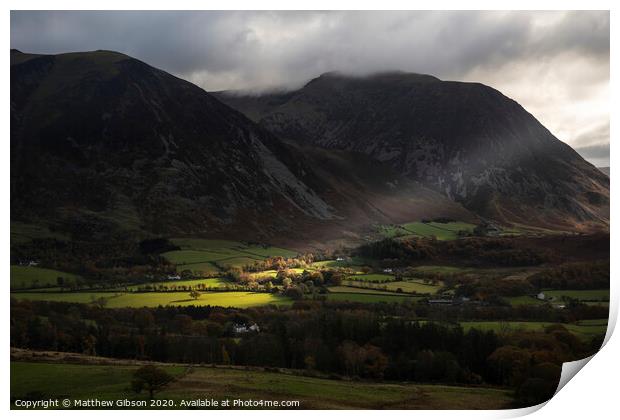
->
[[458, 319, 608, 341], [11, 362, 514, 409], [162, 238, 299, 274], [408, 265, 472, 274], [11, 362, 185, 404], [10, 266, 81, 290], [346, 273, 395, 282], [326, 291, 422, 304], [342, 279, 441, 294], [11, 291, 292, 309], [508, 289, 610, 307], [130, 278, 230, 290], [543, 289, 609, 302], [378, 221, 476, 241], [10, 222, 69, 245]]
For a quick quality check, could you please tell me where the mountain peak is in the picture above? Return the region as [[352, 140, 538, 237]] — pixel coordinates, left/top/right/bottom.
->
[[305, 70, 441, 89], [216, 69, 609, 230]]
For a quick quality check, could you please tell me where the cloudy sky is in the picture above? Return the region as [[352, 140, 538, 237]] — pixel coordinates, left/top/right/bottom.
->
[[10, 10, 610, 166]]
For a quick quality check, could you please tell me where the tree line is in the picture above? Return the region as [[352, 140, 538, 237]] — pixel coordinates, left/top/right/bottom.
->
[[11, 299, 604, 407]]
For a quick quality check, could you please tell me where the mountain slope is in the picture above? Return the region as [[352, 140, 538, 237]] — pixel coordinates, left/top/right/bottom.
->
[[215, 72, 609, 230], [11, 51, 473, 244], [11, 49, 338, 240]]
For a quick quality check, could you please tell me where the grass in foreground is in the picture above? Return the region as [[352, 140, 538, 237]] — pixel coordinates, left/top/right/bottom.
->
[[11, 362, 515, 410], [11, 362, 184, 403]]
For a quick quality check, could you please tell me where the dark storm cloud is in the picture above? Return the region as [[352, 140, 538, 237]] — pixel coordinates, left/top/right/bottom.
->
[[10, 10, 609, 163]]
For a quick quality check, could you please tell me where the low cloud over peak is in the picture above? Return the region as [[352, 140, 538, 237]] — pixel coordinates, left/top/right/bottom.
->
[[10, 10, 609, 165]]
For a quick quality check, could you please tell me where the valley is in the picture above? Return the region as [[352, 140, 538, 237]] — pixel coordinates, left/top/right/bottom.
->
[[9, 47, 610, 410]]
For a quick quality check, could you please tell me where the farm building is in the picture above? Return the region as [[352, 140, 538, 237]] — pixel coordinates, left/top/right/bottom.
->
[[233, 323, 260, 334]]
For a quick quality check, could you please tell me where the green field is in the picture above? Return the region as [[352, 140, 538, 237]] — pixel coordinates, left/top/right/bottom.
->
[[248, 268, 308, 281], [11, 361, 514, 409], [310, 259, 347, 268], [379, 221, 476, 241], [310, 257, 368, 271], [543, 289, 610, 302], [11, 362, 185, 404], [346, 273, 395, 282], [11, 222, 69, 245], [11, 291, 292, 309], [173, 261, 221, 275], [162, 239, 299, 274], [131, 278, 231, 290], [328, 286, 405, 295], [458, 320, 608, 341], [508, 289, 610, 307], [342, 279, 441, 294], [327, 291, 422, 304], [11, 266, 81, 290], [409, 265, 472, 274]]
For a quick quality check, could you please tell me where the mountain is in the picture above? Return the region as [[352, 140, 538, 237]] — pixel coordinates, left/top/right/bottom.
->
[[10, 51, 472, 245], [215, 72, 609, 231], [598, 167, 610, 176]]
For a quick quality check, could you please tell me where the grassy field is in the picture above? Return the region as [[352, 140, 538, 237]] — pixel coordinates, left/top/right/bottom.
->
[[381, 280, 441, 294], [10, 222, 69, 245], [328, 286, 405, 295], [11, 291, 292, 309], [458, 320, 608, 341], [162, 239, 299, 274], [409, 265, 472, 274], [342, 280, 441, 294], [543, 289, 610, 302], [248, 268, 308, 281], [172, 261, 221, 275], [309, 257, 368, 272], [508, 289, 610, 307], [11, 362, 185, 404], [11, 362, 514, 409], [10, 266, 81, 290], [379, 221, 476, 241], [346, 273, 395, 282], [326, 291, 422, 304], [131, 278, 231, 290]]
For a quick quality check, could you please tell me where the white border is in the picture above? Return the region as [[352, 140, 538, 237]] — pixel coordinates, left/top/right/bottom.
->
[[3, 2, 617, 419]]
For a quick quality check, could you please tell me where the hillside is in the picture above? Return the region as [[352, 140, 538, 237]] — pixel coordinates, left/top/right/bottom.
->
[[216, 72, 609, 231], [10, 51, 472, 245]]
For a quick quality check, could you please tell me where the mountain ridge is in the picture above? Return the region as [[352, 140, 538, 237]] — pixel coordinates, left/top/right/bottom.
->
[[10, 50, 476, 245], [215, 71, 609, 231]]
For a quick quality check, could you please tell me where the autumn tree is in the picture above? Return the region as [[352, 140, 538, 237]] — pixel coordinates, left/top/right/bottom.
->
[[131, 365, 174, 399]]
